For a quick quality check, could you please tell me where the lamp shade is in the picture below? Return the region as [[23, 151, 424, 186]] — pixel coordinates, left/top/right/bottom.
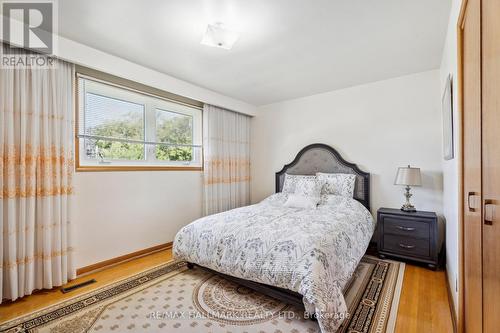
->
[[394, 166, 422, 186]]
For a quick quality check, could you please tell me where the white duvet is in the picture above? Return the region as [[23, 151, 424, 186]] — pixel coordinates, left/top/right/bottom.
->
[[173, 193, 375, 332]]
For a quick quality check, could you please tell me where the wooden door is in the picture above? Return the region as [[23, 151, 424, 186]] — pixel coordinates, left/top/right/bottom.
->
[[481, 0, 500, 331], [461, 0, 482, 331]]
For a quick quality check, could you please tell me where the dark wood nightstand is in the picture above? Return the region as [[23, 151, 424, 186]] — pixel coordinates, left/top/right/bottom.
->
[[377, 208, 444, 269]]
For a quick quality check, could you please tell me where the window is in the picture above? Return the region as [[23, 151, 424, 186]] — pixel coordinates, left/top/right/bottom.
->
[[77, 76, 202, 170]]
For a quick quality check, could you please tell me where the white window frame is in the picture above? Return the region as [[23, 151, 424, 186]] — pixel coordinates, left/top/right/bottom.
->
[[76, 75, 203, 171]]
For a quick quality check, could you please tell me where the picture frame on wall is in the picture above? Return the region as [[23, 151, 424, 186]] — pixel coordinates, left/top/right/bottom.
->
[[442, 74, 454, 160]]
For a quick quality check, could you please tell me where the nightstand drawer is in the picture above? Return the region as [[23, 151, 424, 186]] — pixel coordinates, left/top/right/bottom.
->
[[384, 217, 430, 239], [383, 234, 430, 257]]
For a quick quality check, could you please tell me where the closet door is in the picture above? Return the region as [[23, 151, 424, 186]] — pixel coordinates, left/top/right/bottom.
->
[[461, 0, 482, 331], [481, 0, 500, 330]]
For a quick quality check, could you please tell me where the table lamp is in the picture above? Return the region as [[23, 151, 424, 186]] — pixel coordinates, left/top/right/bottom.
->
[[394, 165, 422, 212]]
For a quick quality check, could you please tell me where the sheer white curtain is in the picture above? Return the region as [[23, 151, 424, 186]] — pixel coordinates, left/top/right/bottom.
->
[[203, 105, 251, 215], [0, 47, 76, 302]]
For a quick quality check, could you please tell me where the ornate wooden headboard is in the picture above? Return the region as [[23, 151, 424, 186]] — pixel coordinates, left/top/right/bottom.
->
[[275, 143, 370, 210]]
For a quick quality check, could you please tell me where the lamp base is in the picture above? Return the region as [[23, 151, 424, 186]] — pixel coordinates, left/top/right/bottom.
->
[[401, 203, 417, 212], [401, 185, 417, 212]]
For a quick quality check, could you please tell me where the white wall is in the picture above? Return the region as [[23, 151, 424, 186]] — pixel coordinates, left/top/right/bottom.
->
[[251, 70, 444, 218], [439, 0, 463, 316], [73, 171, 203, 268]]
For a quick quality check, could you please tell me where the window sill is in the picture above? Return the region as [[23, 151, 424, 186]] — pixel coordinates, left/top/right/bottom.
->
[[75, 165, 203, 172]]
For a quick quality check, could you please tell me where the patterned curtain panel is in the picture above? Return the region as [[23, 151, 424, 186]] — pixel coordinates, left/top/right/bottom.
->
[[0, 47, 75, 302], [203, 105, 251, 215]]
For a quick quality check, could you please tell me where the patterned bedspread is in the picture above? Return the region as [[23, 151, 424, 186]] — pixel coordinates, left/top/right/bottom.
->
[[173, 193, 375, 332]]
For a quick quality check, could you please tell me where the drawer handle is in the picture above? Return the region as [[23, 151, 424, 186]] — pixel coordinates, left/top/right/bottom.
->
[[399, 243, 415, 249], [396, 226, 415, 231]]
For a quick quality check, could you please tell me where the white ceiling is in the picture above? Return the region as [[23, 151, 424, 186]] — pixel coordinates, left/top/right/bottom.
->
[[58, 0, 451, 106]]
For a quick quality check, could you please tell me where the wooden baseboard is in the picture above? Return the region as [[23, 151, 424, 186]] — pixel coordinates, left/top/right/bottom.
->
[[445, 269, 458, 333], [76, 242, 173, 276]]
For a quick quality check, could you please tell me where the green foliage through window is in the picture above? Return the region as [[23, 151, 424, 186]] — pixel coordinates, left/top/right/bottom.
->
[[89, 115, 144, 160], [155, 109, 193, 162]]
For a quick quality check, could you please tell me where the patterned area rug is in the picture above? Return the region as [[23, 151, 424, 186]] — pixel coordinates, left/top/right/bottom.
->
[[0, 256, 404, 333]]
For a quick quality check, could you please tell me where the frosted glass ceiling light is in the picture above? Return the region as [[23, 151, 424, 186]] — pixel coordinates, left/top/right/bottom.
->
[[201, 23, 239, 50]]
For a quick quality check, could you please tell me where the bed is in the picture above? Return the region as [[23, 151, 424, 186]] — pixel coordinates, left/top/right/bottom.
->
[[173, 143, 374, 332]]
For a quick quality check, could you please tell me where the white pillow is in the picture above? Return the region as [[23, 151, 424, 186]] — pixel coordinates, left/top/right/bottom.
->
[[316, 173, 356, 197], [284, 194, 319, 209], [282, 174, 320, 195]]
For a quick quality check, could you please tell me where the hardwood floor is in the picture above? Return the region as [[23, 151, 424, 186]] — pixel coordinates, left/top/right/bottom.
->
[[394, 264, 454, 332], [0, 250, 454, 332]]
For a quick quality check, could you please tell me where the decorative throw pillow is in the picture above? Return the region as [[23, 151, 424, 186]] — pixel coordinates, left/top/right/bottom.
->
[[282, 174, 319, 194], [284, 194, 320, 209], [316, 173, 356, 197], [294, 177, 323, 198]]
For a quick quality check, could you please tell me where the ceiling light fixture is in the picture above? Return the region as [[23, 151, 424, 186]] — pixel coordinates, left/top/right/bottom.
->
[[201, 22, 239, 50]]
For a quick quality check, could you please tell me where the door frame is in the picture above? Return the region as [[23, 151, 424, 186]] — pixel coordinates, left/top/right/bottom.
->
[[457, 0, 471, 332]]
